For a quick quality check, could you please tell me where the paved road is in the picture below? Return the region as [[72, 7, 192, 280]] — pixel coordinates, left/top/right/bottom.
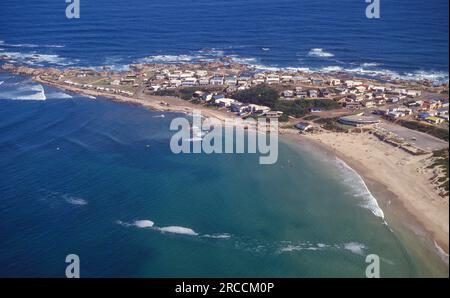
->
[[379, 121, 448, 151]]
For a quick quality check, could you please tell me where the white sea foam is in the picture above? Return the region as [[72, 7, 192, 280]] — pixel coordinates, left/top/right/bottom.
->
[[308, 48, 335, 58], [320, 66, 343, 72], [0, 81, 4, 86], [278, 244, 320, 253], [157, 226, 199, 236], [0, 41, 65, 48], [203, 233, 232, 239], [134, 220, 155, 228], [2, 51, 74, 66], [229, 56, 258, 64], [342, 242, 367, 255], [335, 158, 385, 219], [2, 83, 47, 101], [434, 241, 449, 264], [46, 91, 73, 99], [361, 62, 381, 67], [138, 54, 202, 64], [63, 195, 88, 206]]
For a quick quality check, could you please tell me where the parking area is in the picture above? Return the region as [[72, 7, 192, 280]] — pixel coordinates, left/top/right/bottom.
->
[[379, 121, 449, 151]]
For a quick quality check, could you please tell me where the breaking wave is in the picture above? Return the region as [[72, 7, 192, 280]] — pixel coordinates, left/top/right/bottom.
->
[[335, 157, 385, 220], [0, 83, 47, 101], [63, 195, 88, 206], [46, 91, 73, 99], [157, 226, 199, 236], [308, 48, 335, 58], [138, 54, 203, 64], [1, 51, 75, 66], [117, 219, 369, 257], [0, 40, 64, 48], [117, 219, 203, 237]]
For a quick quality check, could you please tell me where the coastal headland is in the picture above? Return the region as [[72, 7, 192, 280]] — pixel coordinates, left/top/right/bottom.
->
[[1, 58, 448, 270]]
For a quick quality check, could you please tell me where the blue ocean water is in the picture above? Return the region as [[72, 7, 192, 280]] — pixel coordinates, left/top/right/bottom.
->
[[0, 73, 447, 277], [0, 0, 448, 81], [0, 1, 449, 277]]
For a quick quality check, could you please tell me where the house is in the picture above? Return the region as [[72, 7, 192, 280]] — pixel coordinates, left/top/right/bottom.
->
[[329, 79, 341, 86], [345, 80, 362, 88], [364, 101, 376, 108], [345, 102, 362, 109], [265, 111, 284, 118], [292, 76, 310, 84], [307, 90, 318, 98], [319, 89, 331, 97], [375, 99, 386, 106], [196, 70, 208, 77], [296, 91, 308, 99], [170, 79, 182, 86], [418, 112, 431, 120], [335, 87, 348, 95], [372, 86, 386, 92], [282, 90, 295, 98], [437, 108, 449, 116], [181, 77, 197, 86], [198, 77, 210, 86], [266, 74, 280, 84], [215, 97, 236, 107], [249, 104, 271, 114], [388, 97, 399, 103], [406, 90, 422, 97], [295, 122, 312, 132], [311, 79, 324, 85], [225, 76, 238, 86], [281, 75, 293, 83], [405, 100, 422, 108], [210, 76, 224, 85], [355, 85, 367, 93], [425, 116, 444, 125]]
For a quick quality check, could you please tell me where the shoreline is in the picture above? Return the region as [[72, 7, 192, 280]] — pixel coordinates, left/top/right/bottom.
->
[[5, 73, 450, 274], [281, 131, 449, 271]]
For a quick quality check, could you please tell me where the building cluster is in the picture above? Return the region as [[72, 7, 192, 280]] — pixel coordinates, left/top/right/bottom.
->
[[62, 79, 135, 97]]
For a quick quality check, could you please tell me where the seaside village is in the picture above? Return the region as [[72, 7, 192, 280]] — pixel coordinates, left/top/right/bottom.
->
[[1, 59, 449, 154]]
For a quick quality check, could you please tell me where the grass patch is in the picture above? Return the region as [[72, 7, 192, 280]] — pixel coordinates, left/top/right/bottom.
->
[[303, 115, 321, 121], [429, 148, 449, 196], [314, 117, 352, 132]]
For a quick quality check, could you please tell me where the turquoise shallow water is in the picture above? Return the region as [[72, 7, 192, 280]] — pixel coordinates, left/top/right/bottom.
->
[[0, 73, 446, 277]]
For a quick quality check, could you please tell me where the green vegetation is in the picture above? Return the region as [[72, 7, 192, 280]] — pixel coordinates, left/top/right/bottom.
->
[[273, 99, 340, 118], [234, 85, 340, 118], [429, 148, 449, 196], [154, 89, 178, 97], [396, 120, 449, 142], [155, 87, 223, 101], [314, 117, 352, 132], [303, 115, 321, 121], [233, 84, 279, 107]]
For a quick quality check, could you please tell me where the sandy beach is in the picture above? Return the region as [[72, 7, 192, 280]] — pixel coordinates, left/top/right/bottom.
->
[[34, 75, 450, 269], [283, 130, 449, 262]]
